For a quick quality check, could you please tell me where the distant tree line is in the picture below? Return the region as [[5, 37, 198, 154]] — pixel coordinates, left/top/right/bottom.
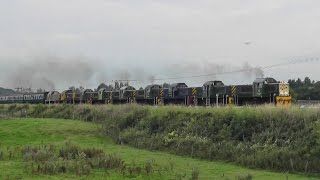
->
[[288, 77, 320, 100]]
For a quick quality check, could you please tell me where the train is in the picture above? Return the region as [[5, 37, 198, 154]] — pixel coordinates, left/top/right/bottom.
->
[[0, 77, 292, 106]]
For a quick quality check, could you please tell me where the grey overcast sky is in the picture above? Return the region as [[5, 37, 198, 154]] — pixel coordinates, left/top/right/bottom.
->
[[0, 0, 320, 90]]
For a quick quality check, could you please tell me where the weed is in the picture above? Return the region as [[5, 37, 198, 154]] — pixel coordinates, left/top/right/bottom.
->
[[191, 167, 200, 180], [236, 174, 253, 180]]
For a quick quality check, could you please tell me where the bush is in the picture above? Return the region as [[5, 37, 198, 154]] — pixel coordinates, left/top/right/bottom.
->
[[21, 142, 158, 177], [102, 105, 320, 174], [3, 104, 320, 174]]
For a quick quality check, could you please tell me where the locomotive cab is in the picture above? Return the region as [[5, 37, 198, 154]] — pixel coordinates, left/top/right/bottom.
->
[[98, 88, 107, 101], [46, 91, 60, 104], [144, 84, 162, 105], [97, 84, 113, 103], [120, 86, 136, 103], [80, 89, 92, 103], [253, 77, 277, 97], [203, 81, 225, 98], [202, 81, 227, 106], [169, 83, 188, 98], [145, 84, 162, 99], [253, 77, 291, 105], [80, 89, 98, 104]]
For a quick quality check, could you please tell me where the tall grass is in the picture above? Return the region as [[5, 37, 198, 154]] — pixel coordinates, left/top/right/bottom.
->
[[1, 104, 320, 175], [19, 142, 160, 177]]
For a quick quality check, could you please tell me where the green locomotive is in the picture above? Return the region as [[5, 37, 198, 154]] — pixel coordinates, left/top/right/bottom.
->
[[0, 77, 291, 106]]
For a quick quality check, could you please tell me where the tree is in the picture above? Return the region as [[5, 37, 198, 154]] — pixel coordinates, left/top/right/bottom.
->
[[288, 77, 320, 100], [304, 77, 311, 85]]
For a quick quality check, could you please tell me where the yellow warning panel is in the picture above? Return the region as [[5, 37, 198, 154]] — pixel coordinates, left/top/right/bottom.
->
[[276, 96, 292, 106], [279, 82, 290, 96], [160, 89, 164, 97], [228, 96, 235, 105], [231, 86, 237, 97], [192, 88, 197, 96], [157, 97, 162, 105]]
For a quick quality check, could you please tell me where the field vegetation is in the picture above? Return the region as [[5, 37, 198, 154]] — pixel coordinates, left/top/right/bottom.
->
[[0, 104, 320, 179], [0, 118, 196, 179], [0, 118, 318, 179]]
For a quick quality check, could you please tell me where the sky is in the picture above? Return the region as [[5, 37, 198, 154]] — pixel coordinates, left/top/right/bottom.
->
[[0, 0, 320, 90]]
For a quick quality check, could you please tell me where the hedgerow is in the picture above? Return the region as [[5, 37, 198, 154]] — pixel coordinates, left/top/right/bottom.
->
[[1, 104, 320, 175]]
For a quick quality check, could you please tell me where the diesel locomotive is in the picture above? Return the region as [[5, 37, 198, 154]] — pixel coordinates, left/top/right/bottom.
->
[[0, 77, 291, 106]]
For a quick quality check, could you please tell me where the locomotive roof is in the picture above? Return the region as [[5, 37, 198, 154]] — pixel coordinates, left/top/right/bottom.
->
[[0, 94, 24, 98], [145, 84, 161, 89], [170, 83, 188, 88], [120, 86, 136, 90], [98, 88, 106, 92], [203, 81, 224, 86], [62, 89, 72, 94], [97, 83, 108, 90], [254, 77, 277, 83], [62, 89, 81, 94], [81, 89, 93, 94], [47, 91, 59, 95]]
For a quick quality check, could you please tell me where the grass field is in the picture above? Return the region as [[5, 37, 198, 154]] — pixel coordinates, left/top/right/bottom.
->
[[0, 118, 317, 180]]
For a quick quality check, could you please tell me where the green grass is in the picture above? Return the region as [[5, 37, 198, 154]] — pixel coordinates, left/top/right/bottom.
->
[[0, 118, 317, 180]]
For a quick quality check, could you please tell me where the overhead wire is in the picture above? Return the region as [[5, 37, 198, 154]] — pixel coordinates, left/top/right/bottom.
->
[[114, 57, 320, 82]]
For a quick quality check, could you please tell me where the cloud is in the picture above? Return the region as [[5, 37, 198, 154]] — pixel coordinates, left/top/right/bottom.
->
[[0, 0, 320, 89]]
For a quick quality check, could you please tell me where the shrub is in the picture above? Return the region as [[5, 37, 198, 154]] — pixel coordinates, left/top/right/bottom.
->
[[22, 142, 156, 177]]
